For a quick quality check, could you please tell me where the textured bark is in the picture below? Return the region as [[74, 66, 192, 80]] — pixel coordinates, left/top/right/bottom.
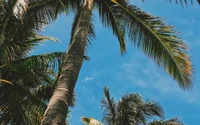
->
[[41, 0, 94, 124]]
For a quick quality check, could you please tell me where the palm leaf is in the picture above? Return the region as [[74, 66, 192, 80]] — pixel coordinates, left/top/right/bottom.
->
[[95, 0, 126, 53], [81, 116, 103, 125], [101, 87, 116, 125], [166, 0, 200, 5], [24, 0, 81, 25], [111, 0, 193, 89], [0, 84, 47, 125], [0, 79, 12, 85], [33, 81, 76, 107], [148, 117, 184, 125]]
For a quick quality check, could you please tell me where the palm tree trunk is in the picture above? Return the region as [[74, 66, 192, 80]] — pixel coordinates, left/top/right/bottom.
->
[[41, 0, 94, 124]]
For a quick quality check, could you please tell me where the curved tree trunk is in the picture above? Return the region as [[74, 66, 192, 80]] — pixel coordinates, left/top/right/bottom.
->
[[41, 0, 94, 124]]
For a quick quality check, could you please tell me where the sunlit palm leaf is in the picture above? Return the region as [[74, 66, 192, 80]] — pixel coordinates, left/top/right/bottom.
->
[[81, 116, 103, 125], [111, 0, 193, 89], [0, 79, 12, 85]]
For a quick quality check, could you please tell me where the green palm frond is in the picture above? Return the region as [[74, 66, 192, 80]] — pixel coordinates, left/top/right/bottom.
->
[[1, 52, 64, 87], [0, 2, 59, 63], [95, 0, 126, 53], [0, 84, 47, 125], [33, 81, 76, 107], [101, 87, 164, 125], [0, 52, 64, 124], [24, 0, 81, 25], [143, 100, 164, 119], [166, 0, 200, 5], [111, 0, 193, 89], [81, 116, 103, 125], [101, 87, 116, 125], [148, 117, 184, 125], [33, 34, 59, 43], [115, 93, 164, 125]]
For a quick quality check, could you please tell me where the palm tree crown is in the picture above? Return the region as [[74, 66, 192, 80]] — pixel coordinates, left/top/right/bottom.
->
[[101, 87, 164, 125]]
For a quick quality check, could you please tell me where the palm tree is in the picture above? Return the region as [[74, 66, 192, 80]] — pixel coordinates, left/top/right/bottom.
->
[[33, 0, 196, 124], [0, 1, 67, 124], [148, 118, 184, 125], [101, 87, 164, 125], [81, 88, 184, 125]]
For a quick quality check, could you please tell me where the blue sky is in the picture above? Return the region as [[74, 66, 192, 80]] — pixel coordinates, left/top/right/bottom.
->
[[32, 0, 200, 124]]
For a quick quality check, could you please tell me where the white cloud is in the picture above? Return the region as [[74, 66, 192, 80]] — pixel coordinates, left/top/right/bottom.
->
[[83, 76, 94, 82], [114, 52, 200, 105]]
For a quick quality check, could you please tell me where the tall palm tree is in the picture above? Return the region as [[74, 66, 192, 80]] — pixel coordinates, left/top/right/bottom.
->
[[34, 0, 196, 124], [101, 87, 164, 125]]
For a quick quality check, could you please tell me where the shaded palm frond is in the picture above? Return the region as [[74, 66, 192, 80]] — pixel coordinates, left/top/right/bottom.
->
[[166, 0, 200, 5], [143, 100, 164, 119], [0, 84, 47, 125], [111, 0, 193, 89], [0, 2, 59, 64], [101, 87, 116, 125], [33, 82, 76, 107], [115, 92, 164, 125], [148, 117, 184, 125], [95, 0, 126, 53], [24, 0, 81, 26], [1, 52, 64, 87]]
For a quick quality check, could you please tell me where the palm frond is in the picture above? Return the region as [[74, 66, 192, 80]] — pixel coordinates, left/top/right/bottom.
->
[[81, 116, 103, 125], [24, 0, 81, 26], [1, 52, 64, 87], [33, 34, 59, 42], [0, 3, 59, 63], [95, 0, 126, 53], [0, 78, 12, 85], [33, 82, 76, 107], [115, 93, 164, 125], [101, 87, 116, 125], [143, 100, 164, 119], [166, 0, 200, 5], [0, 84, 47, 125], [111, 0, 193, 89], [148, 117, 184, 125], [164, 117, 184, 125]]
